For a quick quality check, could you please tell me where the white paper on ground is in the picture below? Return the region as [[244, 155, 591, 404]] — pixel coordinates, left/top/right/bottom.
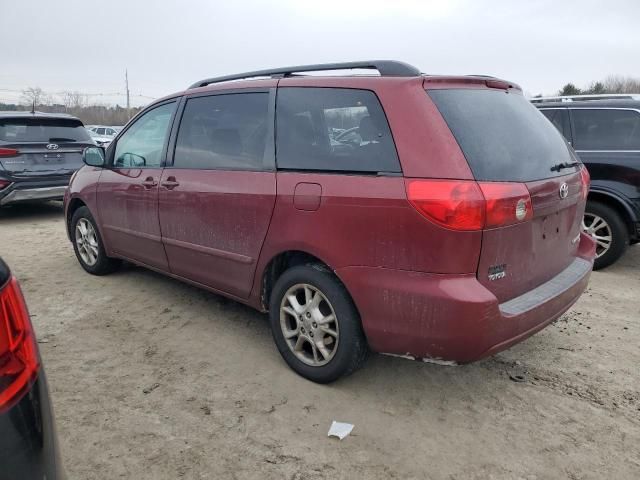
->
[[327, 421, 354, 440]]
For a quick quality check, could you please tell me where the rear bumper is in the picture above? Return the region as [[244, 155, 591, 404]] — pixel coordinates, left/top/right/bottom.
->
[[0, 176, 71, 206], [0, 186, 67, 205], [336, 233, 596, 363], [0, 372, 65, 480]]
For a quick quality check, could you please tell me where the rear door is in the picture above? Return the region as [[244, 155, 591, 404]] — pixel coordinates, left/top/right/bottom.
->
[[158, 88, 276, 298], [569, 108, 640, 203], [428, 88, 586, 302], [97, 101, 177, 270], [0, 116, 93, 177]]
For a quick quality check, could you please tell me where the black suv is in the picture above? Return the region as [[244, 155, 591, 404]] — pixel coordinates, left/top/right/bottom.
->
[[534, 97, 640, 269], [0, 112, 94, 207]]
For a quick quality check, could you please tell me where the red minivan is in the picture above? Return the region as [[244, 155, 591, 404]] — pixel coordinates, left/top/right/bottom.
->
[[64, 61, 596, 383]]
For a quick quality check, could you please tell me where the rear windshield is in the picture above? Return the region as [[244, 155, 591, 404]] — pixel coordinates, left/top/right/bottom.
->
[[428, 89, 574, 182], [0, 117, 91, 143]]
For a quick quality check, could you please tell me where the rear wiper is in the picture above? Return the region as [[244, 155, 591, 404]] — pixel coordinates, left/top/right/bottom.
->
[[49, 137, 76, 142], [550, 161, 580, 172]]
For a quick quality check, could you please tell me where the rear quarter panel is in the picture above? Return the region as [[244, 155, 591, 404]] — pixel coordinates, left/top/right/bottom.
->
[[579, 150, 640, 217], [250, 172, 483, 307]]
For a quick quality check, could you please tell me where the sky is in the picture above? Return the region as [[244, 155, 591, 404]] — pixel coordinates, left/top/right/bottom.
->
[[1, 0, 639, 107]]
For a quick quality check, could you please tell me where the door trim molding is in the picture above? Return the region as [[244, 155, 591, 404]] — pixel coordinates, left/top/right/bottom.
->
[[162, 237, 254, 264], [103, 224, 162, 242]]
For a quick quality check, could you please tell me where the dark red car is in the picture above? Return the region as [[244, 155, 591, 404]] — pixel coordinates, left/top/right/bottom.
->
[[64, 61, 596, 383]]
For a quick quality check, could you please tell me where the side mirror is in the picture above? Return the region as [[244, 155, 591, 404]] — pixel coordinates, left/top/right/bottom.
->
[[115, 152, 146, 168], [82, 146, 105, 167]]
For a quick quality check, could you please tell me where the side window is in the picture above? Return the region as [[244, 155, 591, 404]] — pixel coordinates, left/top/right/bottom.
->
[[540, 109, 570, 140], [113, 102, 176, 168], [276, 87, 401, 173], [173, 93, 269, 170], [96, 128, 105, 135], [572, 109, 640, 150]]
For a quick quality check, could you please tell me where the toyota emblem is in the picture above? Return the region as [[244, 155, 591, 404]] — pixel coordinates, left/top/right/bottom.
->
[[46, 144, 59, 150], [559, 182, 569, 199]]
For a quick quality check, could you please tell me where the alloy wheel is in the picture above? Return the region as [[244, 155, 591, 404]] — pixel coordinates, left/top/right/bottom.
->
[[279, 283, 339, 367], [75, 218, 99, 266], [582, 213, 613, 259]]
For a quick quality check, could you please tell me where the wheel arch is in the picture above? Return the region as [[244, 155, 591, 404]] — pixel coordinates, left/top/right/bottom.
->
[[587, 189, 637, 239], [66, 197, 88, 240], [259, 250, 352, 312]]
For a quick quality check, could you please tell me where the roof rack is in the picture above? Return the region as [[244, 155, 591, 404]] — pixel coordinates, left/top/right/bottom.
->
[[188, 60, 422, 89], [530, 93, 640, 104]]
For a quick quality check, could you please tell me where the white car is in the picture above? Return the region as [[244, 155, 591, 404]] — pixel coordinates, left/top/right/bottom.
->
[[87, 125, 118, 138], [86, 128, 112, 148]]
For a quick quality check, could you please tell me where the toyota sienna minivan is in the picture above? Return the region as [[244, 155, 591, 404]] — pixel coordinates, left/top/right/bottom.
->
[[64, 61, 596, 383]]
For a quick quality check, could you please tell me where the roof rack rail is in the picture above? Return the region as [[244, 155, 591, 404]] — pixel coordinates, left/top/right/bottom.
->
[[188, 60, 422, 89], [530, 93, 640, 104]]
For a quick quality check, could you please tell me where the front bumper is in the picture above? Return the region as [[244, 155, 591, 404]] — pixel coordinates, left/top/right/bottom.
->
[[336, 233, 596, 363]]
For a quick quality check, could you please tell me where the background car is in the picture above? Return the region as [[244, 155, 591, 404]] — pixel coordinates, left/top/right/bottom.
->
[[86, 128, 112, 148], [534, 96, 640, 269], [86, 125, 118, 138], [0, 256, 64, 480], [0, 111, 94, 207]]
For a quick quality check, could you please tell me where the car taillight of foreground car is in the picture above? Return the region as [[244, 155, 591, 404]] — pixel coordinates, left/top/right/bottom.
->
[[0, 259, 63, 479], [0, 275, 40, 413]]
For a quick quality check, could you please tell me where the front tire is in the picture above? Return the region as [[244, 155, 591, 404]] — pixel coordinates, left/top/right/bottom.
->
[[582, 201, 628, 270], [71, 206, 120, 275], [269, 264, 368, 383]]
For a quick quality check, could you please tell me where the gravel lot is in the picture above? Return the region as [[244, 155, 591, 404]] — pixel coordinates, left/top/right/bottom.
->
[[1, 202, 639, 479]]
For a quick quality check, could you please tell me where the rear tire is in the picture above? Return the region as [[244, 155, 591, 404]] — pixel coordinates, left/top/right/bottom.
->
[[583, 201, 628, 270], [71, 206, 120, 275], [269, 264, 368, 383]]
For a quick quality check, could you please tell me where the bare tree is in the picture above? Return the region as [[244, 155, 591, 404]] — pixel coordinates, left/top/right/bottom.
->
[[602, 75, 640, 94], [21, 86, 47, 107], [62, 91, 87, 110]]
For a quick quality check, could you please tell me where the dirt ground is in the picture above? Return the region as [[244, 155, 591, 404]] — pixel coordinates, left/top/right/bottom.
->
[[1, 202, 639, 480]]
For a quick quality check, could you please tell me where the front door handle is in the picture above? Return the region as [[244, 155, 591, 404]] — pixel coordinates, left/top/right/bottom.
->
[[141, 177, 158, 189], [161, 176, 180, 190]]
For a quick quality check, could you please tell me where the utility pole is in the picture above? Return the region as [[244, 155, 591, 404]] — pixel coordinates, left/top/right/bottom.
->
[[125, 69, 130, 114]]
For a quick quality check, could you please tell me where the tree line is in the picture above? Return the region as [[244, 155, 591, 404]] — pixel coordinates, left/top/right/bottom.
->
[[540, 75, 640, 97], [0, 87, 144, 126]]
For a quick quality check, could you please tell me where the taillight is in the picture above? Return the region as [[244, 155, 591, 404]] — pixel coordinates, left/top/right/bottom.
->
[[0, 277, 39, 413], [478, 182, 533, 228], [580, 167, 590, 201], [406, 180, 485, 230], [406, 179, 533, 231], [0, 179, 10, 190], [0, 148, 19, 158]]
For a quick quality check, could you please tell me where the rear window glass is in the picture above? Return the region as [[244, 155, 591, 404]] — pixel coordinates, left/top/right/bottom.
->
[[428, 89, 573, 182], [0, 117, 90, 143], [276, 88, 400, 173], [571, 109, 640, 150]]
